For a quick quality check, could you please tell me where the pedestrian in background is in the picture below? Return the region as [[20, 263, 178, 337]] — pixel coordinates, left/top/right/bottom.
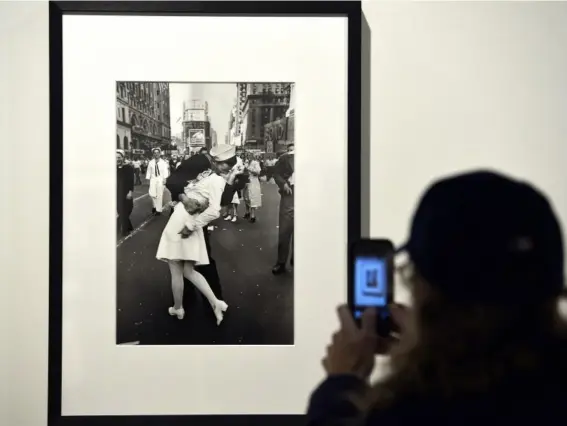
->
[[308, 170, 567, 426], [141, 158, 148, 176], [169, 155, 178, 172], [146, 148, 169, 215], [224, 155, 244, 223], [272, 144, 294, 274], [132, 157, 142, 185], [116, 150, 134, 237], [243, 153, 262, 223], [265, 156, 277, 183]]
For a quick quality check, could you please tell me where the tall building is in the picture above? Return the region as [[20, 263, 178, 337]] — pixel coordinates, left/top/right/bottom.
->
[[211, 129, 218, 147], [183, 99, 207, 122], [122, 82, 171, 153], [227, 103, 243, 146], [262, 83, 295, 154], [285, 83, 295, 118], [116, 83, 132, 150], [237, 83, 291, 150], [182, 99, 211, 152]]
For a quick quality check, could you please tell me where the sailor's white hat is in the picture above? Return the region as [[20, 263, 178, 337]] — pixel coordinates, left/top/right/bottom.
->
[[210, 144, 236, 162]]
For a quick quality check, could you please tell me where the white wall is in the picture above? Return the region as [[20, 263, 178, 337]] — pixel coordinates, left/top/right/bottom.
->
[[2, 2, 567, 425], [363, 1, 567, 306], [0, 3, 49, 426]]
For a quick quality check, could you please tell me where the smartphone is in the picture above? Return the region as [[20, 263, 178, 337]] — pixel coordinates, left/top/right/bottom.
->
[[348, 239, 395, 337]]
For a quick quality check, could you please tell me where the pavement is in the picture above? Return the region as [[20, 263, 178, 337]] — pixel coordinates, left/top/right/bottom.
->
[[116, 180, 294, 345], [128, 182, 157, 229]]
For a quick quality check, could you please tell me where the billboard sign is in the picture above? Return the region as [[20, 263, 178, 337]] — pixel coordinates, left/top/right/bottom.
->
[[188, 129, 206, 147], [184, 121, 207, 130]]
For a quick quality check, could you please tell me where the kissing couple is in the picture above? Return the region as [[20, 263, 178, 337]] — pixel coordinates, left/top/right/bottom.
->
[[155, 145, 249, 325]]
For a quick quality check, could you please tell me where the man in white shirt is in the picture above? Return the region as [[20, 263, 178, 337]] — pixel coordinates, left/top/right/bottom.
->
[[146, 148, 169, 215]]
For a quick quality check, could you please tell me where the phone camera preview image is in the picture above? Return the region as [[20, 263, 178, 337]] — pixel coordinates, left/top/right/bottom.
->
[[353, 256, 387, 319]]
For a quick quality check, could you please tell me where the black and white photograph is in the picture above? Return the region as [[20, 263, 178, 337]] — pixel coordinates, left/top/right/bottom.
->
[[116, 82, 295, 345]]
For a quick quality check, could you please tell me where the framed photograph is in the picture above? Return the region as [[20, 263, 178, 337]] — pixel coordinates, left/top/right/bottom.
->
[[49, 1, 362, 425], [116, 82, 297, 346]]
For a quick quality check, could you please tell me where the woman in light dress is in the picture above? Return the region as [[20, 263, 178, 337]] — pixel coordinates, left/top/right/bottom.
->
[[156, 146, 240, 325], [243, 153, 263, 223]]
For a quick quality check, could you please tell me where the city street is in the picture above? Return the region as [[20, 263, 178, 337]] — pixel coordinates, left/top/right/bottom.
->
[[116, 180, 294, 346]]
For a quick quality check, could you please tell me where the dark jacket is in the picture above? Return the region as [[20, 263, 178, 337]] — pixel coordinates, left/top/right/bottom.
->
[[166, 153, 248, 207], [307, 374, 567, 426], [166, 154, 211, 202], [117, 164, 134, 200], [273, 153, 294, 193]]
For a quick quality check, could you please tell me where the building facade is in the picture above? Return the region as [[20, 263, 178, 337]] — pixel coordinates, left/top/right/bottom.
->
[[183, 100, 208, 122], [286, 83, 295, 118], [116, 83, 132, 150], [120, 82, 171, 154], [227, 103, 244, 146], [264, 116, 294, 153], [261, 84, 295, 153], [211, 129, 218, 147], [237, 83, 291, 151]]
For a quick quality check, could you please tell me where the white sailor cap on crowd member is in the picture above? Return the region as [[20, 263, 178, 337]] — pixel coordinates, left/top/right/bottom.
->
[[210, 144, 236, 162], [151, 148, 162, 155], [116, 149, 125, 157]]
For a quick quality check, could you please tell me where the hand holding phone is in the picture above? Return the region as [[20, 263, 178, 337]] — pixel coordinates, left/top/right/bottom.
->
[[348, 239, 396, 337]]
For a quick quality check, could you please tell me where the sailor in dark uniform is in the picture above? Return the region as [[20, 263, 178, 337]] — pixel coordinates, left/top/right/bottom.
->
[[116, 150, 134, 237]]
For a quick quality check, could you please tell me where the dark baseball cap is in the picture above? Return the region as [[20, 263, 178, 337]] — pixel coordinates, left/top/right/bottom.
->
[[399, 170, 564, 304]]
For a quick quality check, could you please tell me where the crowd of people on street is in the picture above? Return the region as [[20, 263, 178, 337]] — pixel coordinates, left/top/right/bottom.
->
[[116, 143, 295, 326]]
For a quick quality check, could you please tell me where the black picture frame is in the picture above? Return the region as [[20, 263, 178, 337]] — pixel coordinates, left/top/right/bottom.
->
[[49, 1, 362, 425]]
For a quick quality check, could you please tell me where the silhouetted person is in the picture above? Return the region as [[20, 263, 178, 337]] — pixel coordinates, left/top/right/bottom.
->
[[116, 150, 134, 237]]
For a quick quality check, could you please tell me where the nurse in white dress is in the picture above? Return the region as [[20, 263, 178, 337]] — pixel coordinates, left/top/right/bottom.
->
[[156, 145, 240, 325]]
